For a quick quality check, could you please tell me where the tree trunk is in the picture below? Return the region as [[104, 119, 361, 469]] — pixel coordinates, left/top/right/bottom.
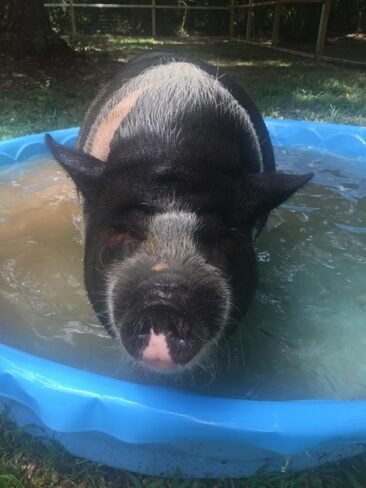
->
[[7, 0, 74, 58], [356, 0, 365, 33]]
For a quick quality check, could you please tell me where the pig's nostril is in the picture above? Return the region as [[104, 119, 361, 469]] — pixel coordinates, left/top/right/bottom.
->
[[137, 332, 149, 342], [165, 322, 181, 341], [171, 335, 187, 348], [138, 321, 151, 338], [167, 333, 202, 365]]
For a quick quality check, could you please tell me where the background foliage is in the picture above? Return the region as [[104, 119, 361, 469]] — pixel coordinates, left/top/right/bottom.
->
[[42, 0, 366, 39]]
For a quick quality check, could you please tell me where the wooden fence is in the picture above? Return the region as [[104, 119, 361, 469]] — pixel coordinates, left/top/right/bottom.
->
[[45, 0, 332, 58]]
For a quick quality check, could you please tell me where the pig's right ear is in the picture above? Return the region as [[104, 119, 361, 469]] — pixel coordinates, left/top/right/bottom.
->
[[45, 134, 104, 194]]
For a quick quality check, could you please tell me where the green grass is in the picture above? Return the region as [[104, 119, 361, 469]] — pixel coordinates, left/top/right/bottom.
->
[[2, 410, 366, 488], [1, 36, 365, 142], [1, 36, 366, 486]]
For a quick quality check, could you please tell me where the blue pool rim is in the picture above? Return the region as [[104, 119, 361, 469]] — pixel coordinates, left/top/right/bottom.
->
[[1, 119, 366, 478]]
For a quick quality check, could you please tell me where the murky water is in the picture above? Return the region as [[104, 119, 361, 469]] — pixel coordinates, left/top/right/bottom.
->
[[0, 148, 365, 400]]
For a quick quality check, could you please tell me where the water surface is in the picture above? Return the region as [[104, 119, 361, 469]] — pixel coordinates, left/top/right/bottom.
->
[[0, 148, 365, 400]]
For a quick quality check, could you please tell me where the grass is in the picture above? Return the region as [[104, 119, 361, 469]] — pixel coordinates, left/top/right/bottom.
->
[[1, 36, 366, 142], [2, 409, 366, 488], [1, 35, 366, 486], [272, 32, 366, 64]]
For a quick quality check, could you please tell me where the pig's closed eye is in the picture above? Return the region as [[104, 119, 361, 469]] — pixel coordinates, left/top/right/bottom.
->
[[102, 224, 144, 249], [199, 226, 240, 251], [108, 230, 140, 248], [112, 203, 154, 219], [219, 233, 239, 251]]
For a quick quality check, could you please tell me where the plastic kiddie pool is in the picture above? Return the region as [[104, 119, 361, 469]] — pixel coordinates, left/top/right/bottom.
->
[[1, 119, 366, 479]]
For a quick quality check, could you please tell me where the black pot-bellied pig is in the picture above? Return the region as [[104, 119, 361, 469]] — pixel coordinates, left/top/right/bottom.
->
[[46, 52, 312, 373]]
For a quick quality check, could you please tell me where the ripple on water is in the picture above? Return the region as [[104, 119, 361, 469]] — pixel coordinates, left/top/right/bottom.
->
[[0, 150, 365, 399]]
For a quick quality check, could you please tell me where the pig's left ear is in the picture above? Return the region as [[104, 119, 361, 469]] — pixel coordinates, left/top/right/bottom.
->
[[45, 134, 104, 194], [244, 171, 314, 215]]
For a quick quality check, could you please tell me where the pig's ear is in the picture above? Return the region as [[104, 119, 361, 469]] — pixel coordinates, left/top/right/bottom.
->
[[244, 171, 313, 215], [45, 134, 104, 192]]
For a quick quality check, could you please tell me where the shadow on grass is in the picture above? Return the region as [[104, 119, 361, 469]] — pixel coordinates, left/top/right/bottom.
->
[[0, 36, 365, 139]]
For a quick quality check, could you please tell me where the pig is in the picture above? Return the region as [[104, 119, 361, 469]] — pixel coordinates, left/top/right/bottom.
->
[[46, 52, 312, 374]]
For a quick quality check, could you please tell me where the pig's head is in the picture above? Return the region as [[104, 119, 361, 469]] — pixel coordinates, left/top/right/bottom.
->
[[46, 135, 312, 374]]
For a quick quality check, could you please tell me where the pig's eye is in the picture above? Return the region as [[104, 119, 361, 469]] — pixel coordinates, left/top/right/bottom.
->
[[101, 225, 143, 250], [108, 230, 140, 248], [199, 224, 239, 251], [218, 233, 239, 252], [198, 227, 218, 247]]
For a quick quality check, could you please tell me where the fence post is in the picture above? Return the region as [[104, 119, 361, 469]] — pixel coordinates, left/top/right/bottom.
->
[[315, 0, 331, 57], [230, 0, 235, 39], [272, 0, 280, 46], [152, 0, 156, 38], [70, 0, 77, 36], [246, 0, 253, 41]]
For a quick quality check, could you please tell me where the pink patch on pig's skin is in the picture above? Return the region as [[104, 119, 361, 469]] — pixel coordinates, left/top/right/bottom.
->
[[142, 330, 176, 371], [90, 88, 143, 161], [108, 232, 139, 248], [100, 229, 140, 251]]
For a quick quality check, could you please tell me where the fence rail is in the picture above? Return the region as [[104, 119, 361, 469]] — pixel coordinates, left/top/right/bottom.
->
[[45, 0, 332, 58], [46, 3, 230, 8]]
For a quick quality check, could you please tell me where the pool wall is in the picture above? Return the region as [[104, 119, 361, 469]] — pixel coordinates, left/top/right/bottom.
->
[[0, 119, 366, 478]]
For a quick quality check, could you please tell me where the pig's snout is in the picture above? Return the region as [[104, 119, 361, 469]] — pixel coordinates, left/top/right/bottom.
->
[[141, 330, 177, 371], [110, 259, 230, 373], [124, 310, 201, 372], [119, 270, 202, 371]]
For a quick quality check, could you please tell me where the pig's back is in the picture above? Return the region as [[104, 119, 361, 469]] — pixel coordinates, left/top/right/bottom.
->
[[77, 52, 275, 174]]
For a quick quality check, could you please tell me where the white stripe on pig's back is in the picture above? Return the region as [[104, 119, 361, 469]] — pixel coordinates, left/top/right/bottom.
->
[[81, 61, 263, 170], [88, 89, 142, 161]]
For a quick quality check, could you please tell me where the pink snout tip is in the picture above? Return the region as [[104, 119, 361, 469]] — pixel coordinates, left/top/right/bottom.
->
[[141, 330, 177, 371], [143, 358, 177, 371]]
